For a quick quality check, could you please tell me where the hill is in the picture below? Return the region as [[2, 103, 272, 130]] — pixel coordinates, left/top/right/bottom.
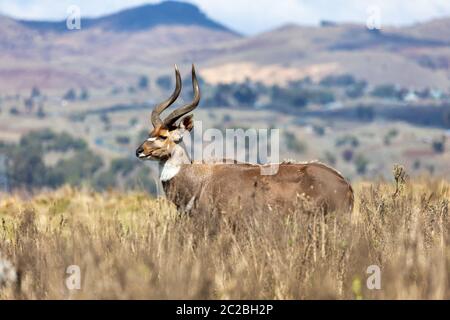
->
[[17, 1, 234, 33], [1, 3, 450, 92], [0, 2, 239, 92], [201, 22, 450, 88]]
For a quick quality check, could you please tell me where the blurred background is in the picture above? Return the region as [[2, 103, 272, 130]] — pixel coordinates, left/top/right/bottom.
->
[[1, 0, 450, 194]]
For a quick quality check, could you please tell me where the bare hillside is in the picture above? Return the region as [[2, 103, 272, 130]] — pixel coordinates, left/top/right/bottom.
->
[[1, 6, 450, 92], [202, 22, 450, 88]]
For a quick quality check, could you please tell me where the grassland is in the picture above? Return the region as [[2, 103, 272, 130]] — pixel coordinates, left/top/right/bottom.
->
[[0, 170, 449, 299]]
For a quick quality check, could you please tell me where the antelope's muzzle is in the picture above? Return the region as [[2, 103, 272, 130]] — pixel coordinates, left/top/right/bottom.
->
[[136, 145, 145, 159]]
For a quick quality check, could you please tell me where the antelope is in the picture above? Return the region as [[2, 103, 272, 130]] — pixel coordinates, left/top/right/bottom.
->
[[136, 65, 354, 215]]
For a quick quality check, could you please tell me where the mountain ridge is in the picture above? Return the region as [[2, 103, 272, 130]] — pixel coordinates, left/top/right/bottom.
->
[[16, 1, 237, 34], [1, 3, 450, 92]]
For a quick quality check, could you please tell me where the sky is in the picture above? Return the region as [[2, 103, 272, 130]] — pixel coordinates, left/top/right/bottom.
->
[[1, 0, 450, 35]]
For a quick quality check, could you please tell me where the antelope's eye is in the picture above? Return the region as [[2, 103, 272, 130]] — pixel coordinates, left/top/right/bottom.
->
[[159, 136, 167, 140]]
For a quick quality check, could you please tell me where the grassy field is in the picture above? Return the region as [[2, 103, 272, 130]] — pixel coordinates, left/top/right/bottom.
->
[[0, 169, 449, 299]]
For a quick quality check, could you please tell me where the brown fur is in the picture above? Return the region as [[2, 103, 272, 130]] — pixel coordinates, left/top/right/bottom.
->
[[162, 162, 354, 215], [137, 117, 354, 215]]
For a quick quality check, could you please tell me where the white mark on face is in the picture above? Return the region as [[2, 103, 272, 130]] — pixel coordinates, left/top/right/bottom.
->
[[147, 137, 157, 142]]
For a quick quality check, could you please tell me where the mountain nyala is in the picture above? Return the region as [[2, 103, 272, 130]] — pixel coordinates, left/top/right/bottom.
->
[[136, 65, 354, 215]]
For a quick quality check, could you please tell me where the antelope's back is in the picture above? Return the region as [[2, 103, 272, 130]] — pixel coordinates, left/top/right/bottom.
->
[[192, 162, 354, 214]]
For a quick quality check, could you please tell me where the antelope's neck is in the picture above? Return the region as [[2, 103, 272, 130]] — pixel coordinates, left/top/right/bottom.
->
[[159, 143, 191, 182]]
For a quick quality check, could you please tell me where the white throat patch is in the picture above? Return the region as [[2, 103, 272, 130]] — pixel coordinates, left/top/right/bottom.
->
[[160, 162, 181, 181]]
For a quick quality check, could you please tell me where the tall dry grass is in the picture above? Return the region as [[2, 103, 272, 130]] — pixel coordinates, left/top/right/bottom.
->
[[0, 172, 449, 299]]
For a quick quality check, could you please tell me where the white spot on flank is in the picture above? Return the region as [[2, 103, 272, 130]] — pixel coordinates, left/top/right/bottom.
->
[[186, 196, 196, 212]]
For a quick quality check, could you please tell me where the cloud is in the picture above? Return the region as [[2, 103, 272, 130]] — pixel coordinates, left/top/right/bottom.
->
[[1, 0, 450, 34]]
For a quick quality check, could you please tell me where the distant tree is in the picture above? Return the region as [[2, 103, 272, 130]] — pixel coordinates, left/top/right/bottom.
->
[[313, 125, 325, 136], [22, 129, 55, 143], [320, 74, 356, 87], [37, 105, 46, 118], [100, 114, 110, 125], [208, 112, 217, 120], [342, 149, 354, 162], [383, 128, 399, 145], [9, 107, 20, 115], [208, 83, 234, 107], [93, 171, 116, 190], [69, 113, 86, 122], [52, 150, 103, 185], [291, 95, 308, 108], [31, 86, 41, 98], [24, 98, 34, 112], [126, 167, 158, 194], [223, 114, 232, 123], [138, 75, 149, 90], [129, 117, 138, 126], [19, 130, 86, 152], [308, 89, 335, 105], [233, 83, 258, 106], [432, 136, 446, 154], [416, 88, 431, 99], [80, 88, 89, 100], [288, 77, 312, 88], [93, 158, 147, 191], [335, 135, 359, 147], [345, 80, 367, 98], [8, 147, 47, 189], [63, 88, 77, 101], [270, 86, 334, 108], [156, 75, 172, 90], [356, 106, 375, 121], [48, 132, 87, 152], [355, 154, 369, 175], [116, 135, 130, 145], [371, 84, 398, 99], [2, 129, 105, 190], [110, 158, 135, 175], [111, 87, 122, 95]]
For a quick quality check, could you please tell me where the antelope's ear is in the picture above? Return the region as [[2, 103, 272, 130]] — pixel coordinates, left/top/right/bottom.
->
[[179, 115, 194, 132]]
